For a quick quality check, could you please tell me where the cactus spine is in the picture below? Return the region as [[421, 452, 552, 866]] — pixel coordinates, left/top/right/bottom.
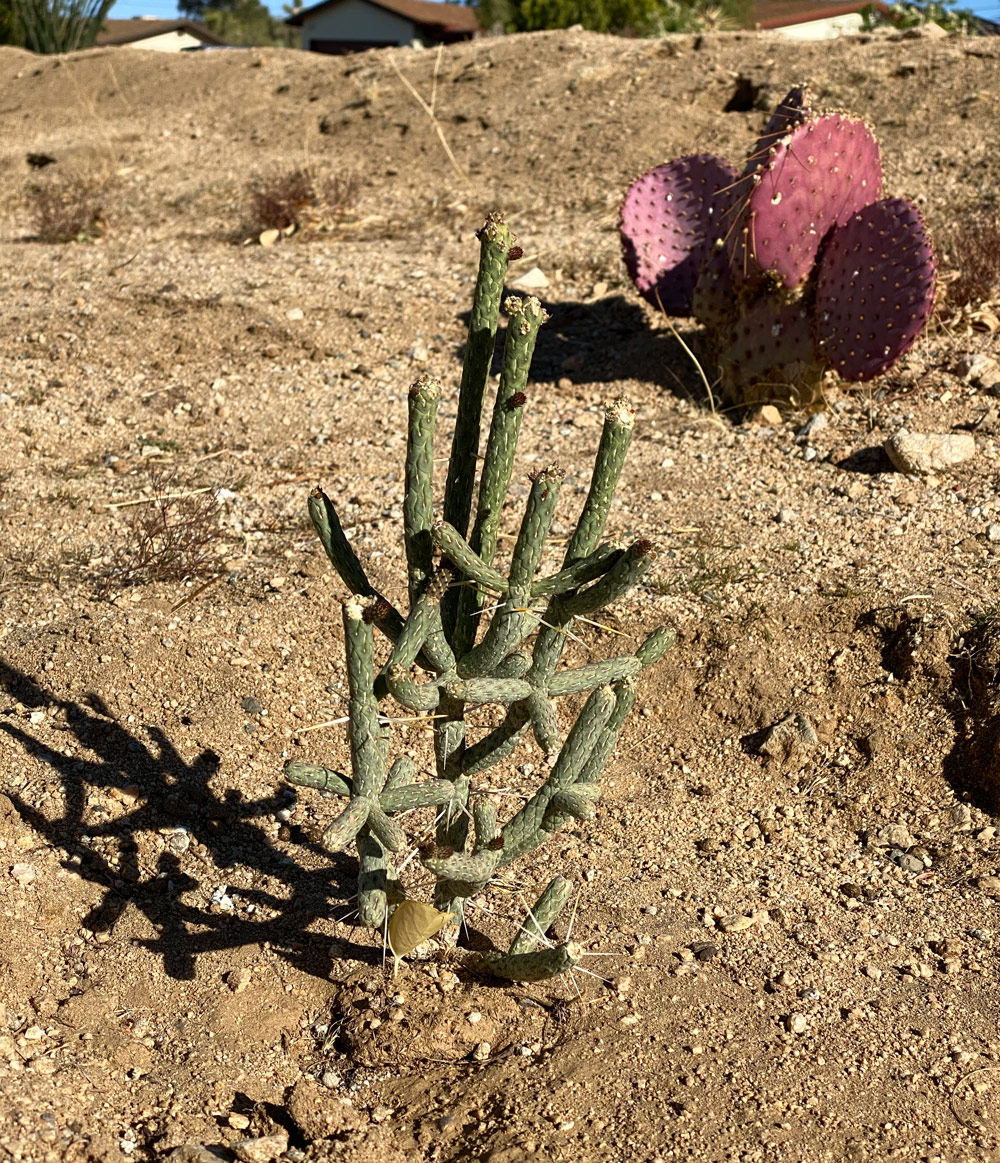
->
[[286, 212, 672, 981]]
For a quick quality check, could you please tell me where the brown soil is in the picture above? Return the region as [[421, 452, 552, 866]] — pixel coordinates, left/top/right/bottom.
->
[[2, 26, 1000, 1163]]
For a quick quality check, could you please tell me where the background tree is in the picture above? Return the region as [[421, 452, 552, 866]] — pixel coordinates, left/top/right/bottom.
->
[[0, 0, 23, 43], [860, 0, 977, 32], [6, 0, 113, 51], [473, 0, 751, 35], [177, 0, 291, 45]]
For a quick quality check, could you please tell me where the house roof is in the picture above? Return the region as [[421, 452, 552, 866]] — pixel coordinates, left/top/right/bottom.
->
[[96, 19, 227, 47], [286, 0, 480, 32], [750, 1, 886, 28]]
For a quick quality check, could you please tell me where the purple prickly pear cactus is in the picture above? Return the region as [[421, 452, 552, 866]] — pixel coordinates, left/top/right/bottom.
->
[[729, 113, 883, 289], [620, 89, 936, 408], [815, 198, 937, 381], [620, 154, 737, 315]]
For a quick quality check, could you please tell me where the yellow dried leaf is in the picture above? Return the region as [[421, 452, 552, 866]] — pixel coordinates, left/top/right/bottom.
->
[[387, 900, 452, 972]]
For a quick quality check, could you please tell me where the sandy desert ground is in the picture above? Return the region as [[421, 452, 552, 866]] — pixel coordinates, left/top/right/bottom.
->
[[1, 24, 1000, 1163]]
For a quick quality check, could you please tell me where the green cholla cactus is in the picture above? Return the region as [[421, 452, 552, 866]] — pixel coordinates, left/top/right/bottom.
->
[[286, 212, 673, 981]]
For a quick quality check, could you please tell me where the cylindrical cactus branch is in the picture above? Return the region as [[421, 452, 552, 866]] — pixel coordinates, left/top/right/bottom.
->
[[564, 396, 636, 564], [344, 599, 387, 800], [452, 295, 548, 659], [285, 761, 352, 797], [404, 376, 441, 604], [442, 213, 516, 552], [527, 400, 638, 689], [509, 873, 574, 956], [481, 940, 581, 982], [288, 213, 673, 983]]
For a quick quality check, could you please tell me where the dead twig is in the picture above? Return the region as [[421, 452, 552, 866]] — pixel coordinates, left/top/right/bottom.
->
[[388, 49, 469, 187]]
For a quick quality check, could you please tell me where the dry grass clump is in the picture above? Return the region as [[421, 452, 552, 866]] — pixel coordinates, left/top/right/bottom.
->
[[27, 174, 108, 243], [101, 466, 229, 596], [243, 167, 360, 239], [940, 210, 1000, 309]]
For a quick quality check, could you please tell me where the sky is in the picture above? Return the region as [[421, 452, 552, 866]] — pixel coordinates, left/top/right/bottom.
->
[[105, 0, 1000, 24]]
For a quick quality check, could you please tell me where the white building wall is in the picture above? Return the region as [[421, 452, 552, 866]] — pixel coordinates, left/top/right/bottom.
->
[[122, 29, 210, 51], [301, 0, 422, 48], [773, 13, 864, 38]]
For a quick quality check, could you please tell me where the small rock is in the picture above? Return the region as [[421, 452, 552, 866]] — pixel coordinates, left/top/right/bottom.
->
[[878, 824, 913, 849], [719, 914, 755, 933], [840, 882, 864, 899], [471, 1041, 492, 1060], [210, 886, 234, 911], [988, 525, 1000, 543], [977, 876, 1000, 896], [960, 352, 1000, 385], [757, 712, 819, 769], [511, 266, 549, 290], [884, 430, 976, 475], [286, 308, 304, 321], [234, 1134, 288, 1163], [890, 849, 924, 874], [163, 827, 191, 855], [776, 508, 798, 525], [796, 412, 827, 442], [863, 964, 883, 981], [226, 967, 252, 994], [951, 804, 973, 830], [241, 696, 264, 715], [750, 404, 783, 427], [10, 863, 37, 885], [690, 942, 717, 962], [227, 1114, 251, 1131], [167, 1148, 227, 1163], [268, 576, 286, 590], [786, 1012, 808, 1034]]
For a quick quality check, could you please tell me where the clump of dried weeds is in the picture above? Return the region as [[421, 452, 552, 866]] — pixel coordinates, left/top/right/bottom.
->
[[243, 167, 360, 240], [940, 209, 1000, 309], [27, 174, 108, 243], [101, 466, 231, 596]]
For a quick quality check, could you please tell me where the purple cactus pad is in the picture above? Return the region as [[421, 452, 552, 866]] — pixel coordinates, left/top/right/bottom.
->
[[621, 154, 737, 315], [729, 114, 883, 289], [815, 197, 936, 381]]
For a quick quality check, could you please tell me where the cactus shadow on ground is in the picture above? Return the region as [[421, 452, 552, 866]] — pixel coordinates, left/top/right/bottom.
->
[[458, 294, 716, 403], [0, 659, 374, 981]]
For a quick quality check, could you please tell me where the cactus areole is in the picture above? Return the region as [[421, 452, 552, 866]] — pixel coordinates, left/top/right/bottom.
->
[[286, 212, 673, 982], [620, 85, 937, 408]]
